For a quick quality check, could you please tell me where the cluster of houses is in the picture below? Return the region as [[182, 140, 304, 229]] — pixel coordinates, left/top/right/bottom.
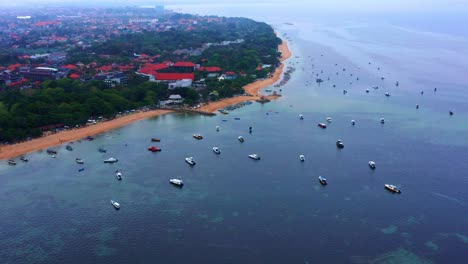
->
[[0, 7, 272, 106]]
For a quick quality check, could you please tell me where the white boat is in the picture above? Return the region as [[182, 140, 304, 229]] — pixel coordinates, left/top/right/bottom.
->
[[299, 114, 304, 120], [248, 154, 261, 160], [369, 161, 376, 169], [75, 158, 84, 164], [326, 117, 332, 122], [318, 176, 327, 185], [299, 155, 305, 162], [170, 179, 184, 187], [385, 92, 390, 97], [216, 126, 220, 131], [385, 184, 401, 193], [238, 136, 244, 142], [185, 157, 196, 166], [213, 147, 221, 154], [110, 200, 120, 209], [351, 120, 356, 125], [380, 118, 385, 124], [115, 170, 122, 180], [8, 160, 16, 166], [104, 158, 118, 163], [52, 155, 56, 158]]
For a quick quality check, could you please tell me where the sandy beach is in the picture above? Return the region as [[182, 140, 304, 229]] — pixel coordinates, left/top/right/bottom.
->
[[199, 40, 291, 112], [0, 40, 291, 160], [0, 110, 172, 160]]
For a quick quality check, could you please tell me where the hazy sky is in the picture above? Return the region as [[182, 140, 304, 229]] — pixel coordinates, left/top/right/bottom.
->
[[1, 0, 468, 12]]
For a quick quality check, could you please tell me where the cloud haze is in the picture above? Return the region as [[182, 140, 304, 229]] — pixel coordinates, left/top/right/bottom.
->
[[1, 0, 467, 13]]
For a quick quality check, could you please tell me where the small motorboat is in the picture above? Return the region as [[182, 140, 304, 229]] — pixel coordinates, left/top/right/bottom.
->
[[47, 149, 57, 155], [185, 157, 196, 166], [420, 90, 424, 95], [238, 136, 245, 142], [169, 179, 184, 187], [66, 145, 73, 151], [248, 154, 261, 160], [326, 117, 332, 123], [216, 126, 220, 131], [193, 134, 203, 140], [449, 111, 454, 116], [8, 160, 16, 166], [98, 147, 107, 153], [380, 118, 385, 124], [343, 90, 347, 94], [336, 140, 344, 148], [75, 158, 84, 164], [318, 123, 327, 129], [299, 114, 304, 120], [249, 126, 253, 133], [104, 158, 118, 163], [115, 170, 122, 181], [20, 156, 29, 162], [299, 155, 305, 162], [110, 200, 120, 210], [52, 155, 56, 158], [213, 147, 221, 154], [351, 120, 356, 125], [366, 89, 370, 93], [151, 138, 161, 142], [234, 117, 241, 120], [416, 104, 420, 109], [86, 136, 94, 141], [78, 168, 85, 172], [148, 146, 162, 152], [373, 86, 379, 90], [385, 184, 401, 193], [318, 176, 327, 185], [385, 92, 390, 97], [369, 161, 376, 169]]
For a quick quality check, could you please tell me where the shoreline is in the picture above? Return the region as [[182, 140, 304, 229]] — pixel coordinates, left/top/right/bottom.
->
[[199, 40, 291, 112], [0, 40, 292, 160]]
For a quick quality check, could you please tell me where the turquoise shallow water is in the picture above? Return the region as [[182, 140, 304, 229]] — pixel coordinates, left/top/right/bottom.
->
[[2, 6, 468, 264]]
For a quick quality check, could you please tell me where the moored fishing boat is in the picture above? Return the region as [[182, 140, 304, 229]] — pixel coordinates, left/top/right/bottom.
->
[[185, 157, 196, 166], [151, 138, 161, 142], [248, 154, 261, 160], [148, 146, 162, 152], [336, 140, 344, 148], [8, 160, 16, 166], [213, 147, 221, 154], [104, 158, 118, 163], [115, 170, 122, 180], [193, 134, 203, 140], [369, 161, 376, 169], [170, 179, 184, 187], [238, 136, 245, 142], [318, 176, 327, 185], [318, 123, 327, 129], [110, 200, 120, 209], [75, 158, 84, 164], [299, 155, 305, 162], [385, 184, 401, 193]]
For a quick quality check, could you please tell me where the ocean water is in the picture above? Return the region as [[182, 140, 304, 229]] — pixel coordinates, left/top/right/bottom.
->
[[1, 4, 468, 264]]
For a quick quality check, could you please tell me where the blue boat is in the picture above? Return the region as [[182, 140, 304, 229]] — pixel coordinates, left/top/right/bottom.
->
[[78, 168, 85, 172]]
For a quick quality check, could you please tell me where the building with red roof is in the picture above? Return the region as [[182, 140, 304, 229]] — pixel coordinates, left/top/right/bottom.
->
[[198, 66, 222, 72], [62, 64, 78, 69], [155, 73, 194, 81]]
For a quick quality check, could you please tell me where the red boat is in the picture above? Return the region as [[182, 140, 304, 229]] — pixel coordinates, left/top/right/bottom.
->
[[148, 146, 162, 152], [318, 123, 327, 129]]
